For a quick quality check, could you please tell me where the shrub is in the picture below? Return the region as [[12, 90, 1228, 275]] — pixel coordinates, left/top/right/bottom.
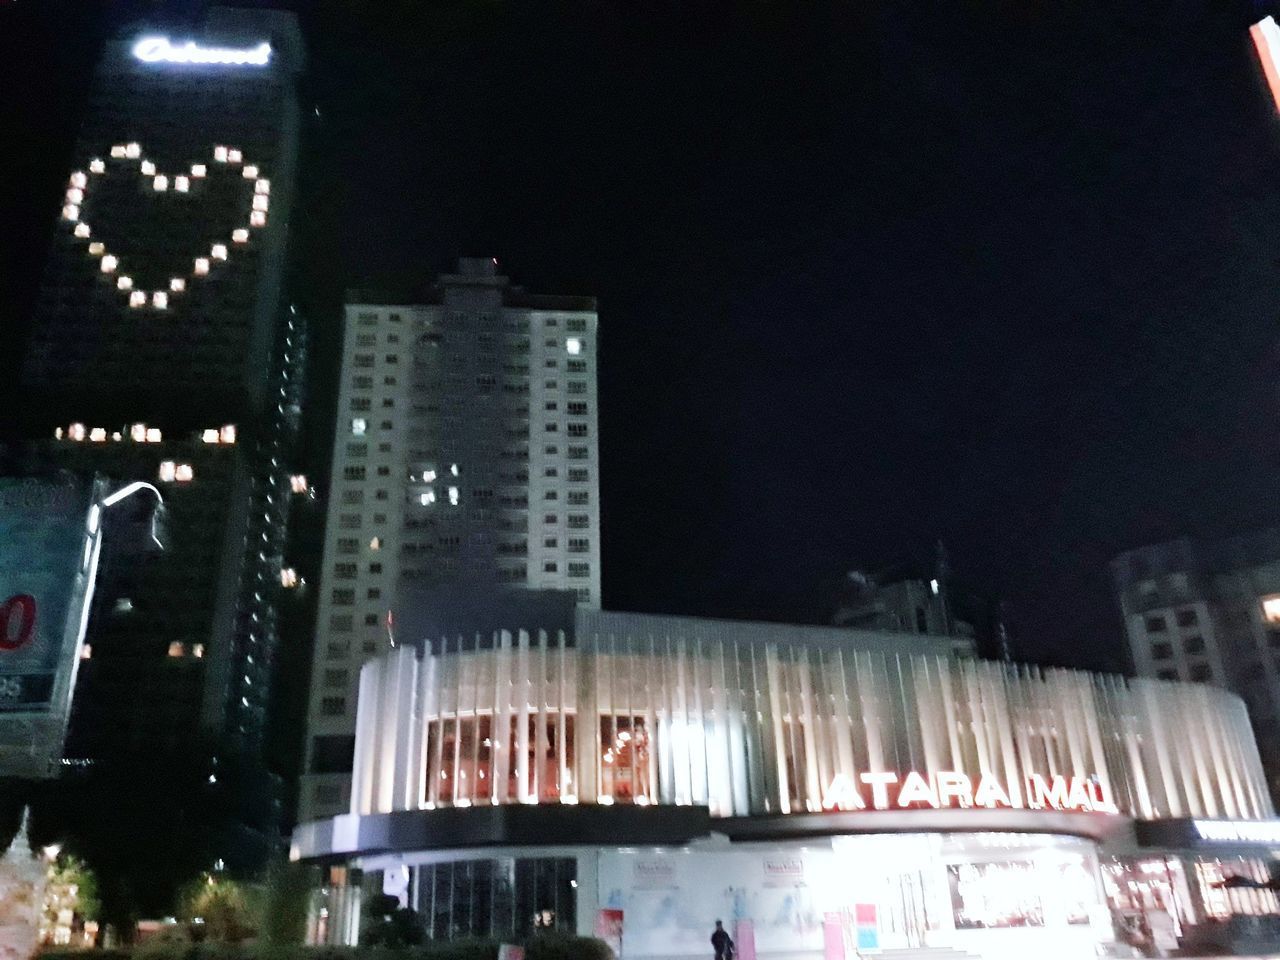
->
[[524, 934, 613, 960]]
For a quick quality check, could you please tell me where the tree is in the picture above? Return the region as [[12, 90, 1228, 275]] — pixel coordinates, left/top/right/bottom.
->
[[361, 892, 423, 947], [179, 873, 256, 943], [258, 861, 316, 947]]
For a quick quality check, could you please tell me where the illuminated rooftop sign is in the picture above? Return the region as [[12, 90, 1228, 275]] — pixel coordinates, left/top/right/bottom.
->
[[822, 771, 1117, 815], [132, 36, 271, 66], [1195, 819, 1280, 844]]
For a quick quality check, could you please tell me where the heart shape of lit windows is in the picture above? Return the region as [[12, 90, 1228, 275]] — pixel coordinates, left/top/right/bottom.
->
[[61, 141, 270, 309]]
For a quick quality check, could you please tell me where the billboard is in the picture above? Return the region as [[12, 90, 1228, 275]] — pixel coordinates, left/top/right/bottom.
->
[[0, 477, 103, 778]]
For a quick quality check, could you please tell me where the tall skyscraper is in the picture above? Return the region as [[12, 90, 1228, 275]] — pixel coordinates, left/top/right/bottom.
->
[[5, 8, 307, 879], [299, 258, 601, 820], [1111, 529, 1280, 798]]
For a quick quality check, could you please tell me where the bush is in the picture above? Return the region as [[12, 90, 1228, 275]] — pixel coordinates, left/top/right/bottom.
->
[[524, 934, 613, 960]]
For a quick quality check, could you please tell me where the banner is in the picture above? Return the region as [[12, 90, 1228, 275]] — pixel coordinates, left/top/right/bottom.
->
[[0, 477, 102, 778]]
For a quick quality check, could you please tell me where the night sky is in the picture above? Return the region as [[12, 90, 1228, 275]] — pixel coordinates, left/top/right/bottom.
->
[[5, 0, 1280, 673]]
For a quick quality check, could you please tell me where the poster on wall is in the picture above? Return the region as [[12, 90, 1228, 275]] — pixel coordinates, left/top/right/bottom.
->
[[854, 904, 878, 950], [594, 909, 623, 958], [0, 477, 101, 779]]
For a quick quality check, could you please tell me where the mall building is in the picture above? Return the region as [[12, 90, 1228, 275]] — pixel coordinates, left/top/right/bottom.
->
[[293, 610, 1280, 960]]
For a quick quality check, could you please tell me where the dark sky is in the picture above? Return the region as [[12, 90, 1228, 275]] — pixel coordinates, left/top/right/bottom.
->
[[5, 0, 1280, 673]]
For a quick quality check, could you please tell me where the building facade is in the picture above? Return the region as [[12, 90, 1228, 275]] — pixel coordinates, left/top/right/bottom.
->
[[5, 8, 308, 872], [300, 259, 600, 821], [1112, 530, 1280, 797], [295, 611, 1280, 960]]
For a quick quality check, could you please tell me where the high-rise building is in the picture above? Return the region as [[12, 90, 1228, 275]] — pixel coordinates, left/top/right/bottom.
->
[[1111, 529, 1280, 797], [4, 8, 307, 878], [299, 258, 601, 820]]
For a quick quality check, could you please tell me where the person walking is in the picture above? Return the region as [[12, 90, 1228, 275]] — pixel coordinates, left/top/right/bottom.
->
[[711, 920, 735, 960]]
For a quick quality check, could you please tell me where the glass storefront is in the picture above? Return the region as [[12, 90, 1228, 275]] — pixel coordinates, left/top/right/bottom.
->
[[411, 857, 577, 941]]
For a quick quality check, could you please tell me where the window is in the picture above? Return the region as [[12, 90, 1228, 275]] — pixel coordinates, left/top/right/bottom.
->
[[385, 354, 399, 364], [568, 468, 589, 482], [320, 697, 346, 717], [331, 589, 355, 606], [1176, 609, 1199, 628], [1184, 636, 1206, 655], [567, 423, 587, 438], [545, 380, 558, 389], [339, 513, 362, 529], [341, 489, 364, 504], [310, 735, 355, 774], [367, 588, 382, 600], [544, 491, 558, 501], [352, 375, 373, 389], [326, 641, 350, 659], [545, 401, 558, 411], [545, 446, 559, 455], [356, 333, 376, 347], [342, 466, 366, 481], [351, 418, 367, 435], [1264, 596, 1280, 623], [567, 381, 586, 395], [567, 360, 586, 373], [567, 402, 588, 416], [568, 514, 589, 529], [568, 562, 590, 578], [1190, 663, 1214, 682], [566, 338, 582, 355], [351, 397, 371, 411], [599, 715, 649, 802], [347, 442, 368, 458], [1152, 641, 1173, 660], [329, 615, 354, 632], [568, 538, 589, 553], [544, 514, 558, 524], [382, 398, 395, 408], [544, 537, 558, 548], [323, 668, 348, 689], [365, 613, 380, 626], [567, 318, 587, 332], [567, 446, 589, 460], [337, 538, 359, 554], [353, 354, 374, 369], [544, 561, 558, 573], [545, 423, 558, 432], [544, 467, 558, 478], [567, 491, 589, 505], [333, 563, 357, 580], [1145, 615, 1167, 633], [1157, 669, 1178, 681]]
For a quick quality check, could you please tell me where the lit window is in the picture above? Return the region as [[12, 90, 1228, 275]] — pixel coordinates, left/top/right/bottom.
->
[[69, 171, 87, 188], [89, 428, 106, 442], [175, 464, 194, 482], [116, 276, 133, 291], [153, 175, 168, 191], [252, 194, 269, 212], [193, 644, 205, 659], [62, 204, 79, 221], [168, 642, 185, 658], [420, 490, 436, 506], [111, 146, 127, 158], [140, 160, 156, 176], [450, 463, 459, 476], [242, 165, 259, 178], [250, 211, 266, 227], [191, 163, 207, 178], [211, 243, 228, 261], [232, 228, 249, 243], [448, 486, 459, 506], [1264, 597, 1280, 623], [152, 291, 168, 309], [101, 254, 117, 273], [146, 428, 162, 443], [159, 461, 177, 482], [69, 423, 85, 441], [566, 338, 582, 355], [125, 142, 140, 158], [175, 175, 189, 192], [65, 187, 83, 204], [290, 474, 308, 493], [170, 277, 186, 293], [220, 425, 236, 443], [280, 568, 298, 588], [89, 242, 105, 256], [255, 179, 270, 195], [129, 291, 146, 308], [89, 159, 105, 174], [194, 258, 210, 275], [370, 537, 381, 550], [130, 423, 147, 442], [203, 429, 220, 443], [54, 428, 63, 440], [214, 146, 229, 162], [74, 223, 90, 238], [80, 645, 92, 659], [228, 148, 242, 164], [351, 418, 367, 436]]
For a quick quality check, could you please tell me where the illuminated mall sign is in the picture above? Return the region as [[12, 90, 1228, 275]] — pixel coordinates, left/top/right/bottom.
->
[[1194, 819, 1280, 844], [822, 770, 1117, 814], [132, 36, 271, 66]]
